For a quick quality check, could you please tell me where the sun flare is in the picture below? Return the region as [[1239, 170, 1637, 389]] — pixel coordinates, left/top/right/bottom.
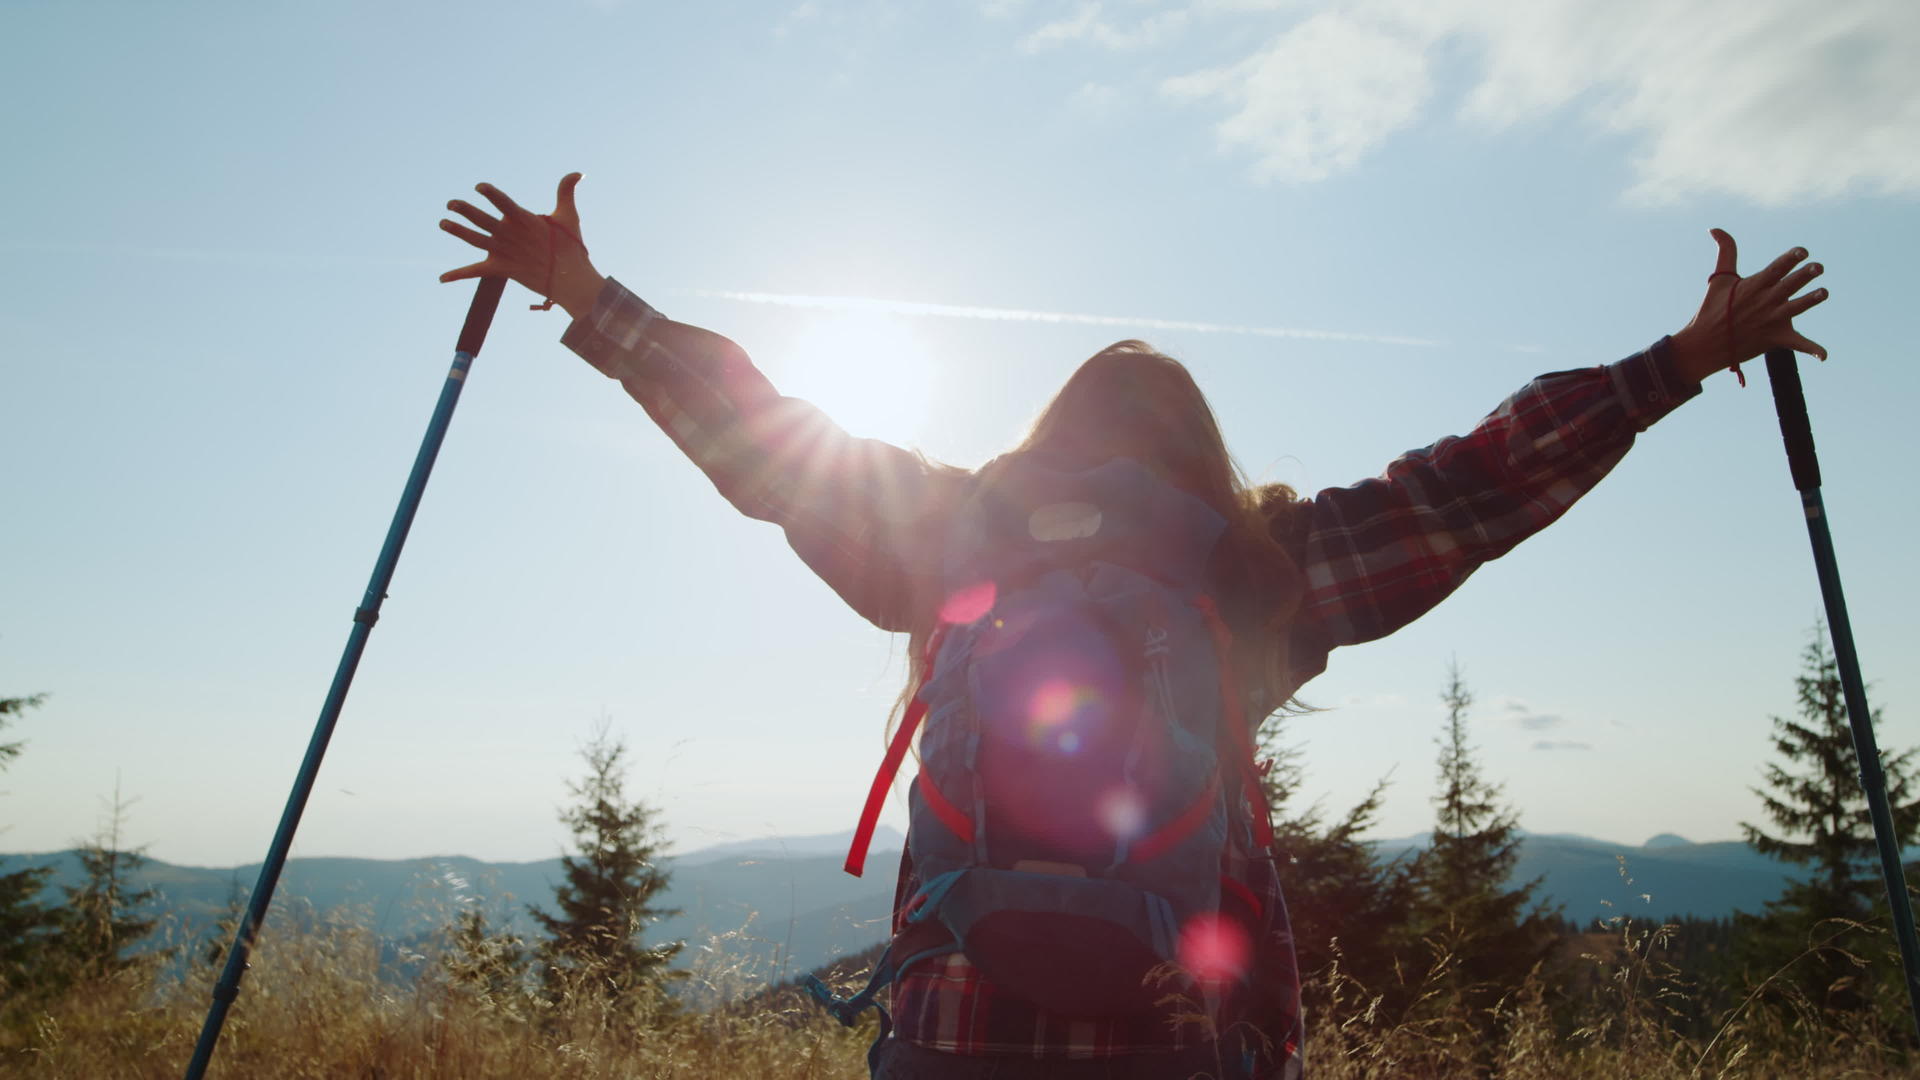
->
[[771, 311, 938, 447]]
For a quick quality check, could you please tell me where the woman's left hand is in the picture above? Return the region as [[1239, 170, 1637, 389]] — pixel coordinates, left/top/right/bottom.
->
[[1671, 228, 1829, 385], [439, 173, 603, 318]]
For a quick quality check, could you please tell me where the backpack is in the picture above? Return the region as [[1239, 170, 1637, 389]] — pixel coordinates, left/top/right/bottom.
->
[[807, 457, 1274, 1069]]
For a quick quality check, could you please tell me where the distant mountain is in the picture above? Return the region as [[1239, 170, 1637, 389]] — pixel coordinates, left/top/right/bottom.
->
[[675, 826, 902, 867], [1363, 832, 1813, 924], [0, 830, 902, 989], [660, 832, 899, 986], [0, 828, 1866, 991]]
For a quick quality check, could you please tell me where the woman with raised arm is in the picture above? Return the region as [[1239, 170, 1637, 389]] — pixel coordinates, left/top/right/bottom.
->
[[440, 174, 1827, 1080]]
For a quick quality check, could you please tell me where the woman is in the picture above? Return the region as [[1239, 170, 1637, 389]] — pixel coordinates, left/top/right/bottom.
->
[[439, 174, 1827, 1078]]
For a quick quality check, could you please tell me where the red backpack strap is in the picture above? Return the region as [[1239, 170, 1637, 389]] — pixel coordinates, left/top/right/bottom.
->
[[845, 626, 949, 877], [1190, 595, 1274, 851]]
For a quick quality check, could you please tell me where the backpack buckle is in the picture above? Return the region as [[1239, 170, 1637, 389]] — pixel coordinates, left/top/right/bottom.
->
[[801, 974, 866, 1028]]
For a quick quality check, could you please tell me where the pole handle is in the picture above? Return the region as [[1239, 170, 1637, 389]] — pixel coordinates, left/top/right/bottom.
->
[[457, 277, 509, 357], [1764, 348, 1821, 493]]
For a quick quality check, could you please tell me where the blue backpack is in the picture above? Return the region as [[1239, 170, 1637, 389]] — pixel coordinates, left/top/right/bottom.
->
[[808, 457, 1273, 1065]]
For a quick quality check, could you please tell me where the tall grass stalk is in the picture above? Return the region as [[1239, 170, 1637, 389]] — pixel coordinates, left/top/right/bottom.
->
[[3, 906, 1914, 1078]]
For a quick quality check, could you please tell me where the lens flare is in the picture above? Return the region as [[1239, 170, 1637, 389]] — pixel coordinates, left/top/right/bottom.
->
[[1096, 786, 1146, 840], [1030, 679, 1079, 727], [1178, 914, 1251, 981], [970, 617, 1138, 859], [939, 581, 996, 624], [1028, 678, 1103, 752]]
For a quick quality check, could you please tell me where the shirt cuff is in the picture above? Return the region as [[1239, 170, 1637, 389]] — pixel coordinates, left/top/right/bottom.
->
[[1607, 335, 1700, 432], [559, 276, 666, 381]]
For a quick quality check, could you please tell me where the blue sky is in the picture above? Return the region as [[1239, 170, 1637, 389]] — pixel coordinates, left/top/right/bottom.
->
[[3, 0, 1916, 878]]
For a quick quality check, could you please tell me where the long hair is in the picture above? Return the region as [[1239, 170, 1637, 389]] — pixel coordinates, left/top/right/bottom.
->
[[893, 340, 1308, 738]]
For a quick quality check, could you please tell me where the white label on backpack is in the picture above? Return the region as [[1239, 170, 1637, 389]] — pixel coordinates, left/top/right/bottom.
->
[[1144, 626, 1171, 658], [1029, 501, 1102, 541]]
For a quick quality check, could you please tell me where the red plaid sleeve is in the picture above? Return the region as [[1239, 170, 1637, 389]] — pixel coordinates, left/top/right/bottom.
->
[[1285, 338, 1698, 682], [561, 278, 965, 631]]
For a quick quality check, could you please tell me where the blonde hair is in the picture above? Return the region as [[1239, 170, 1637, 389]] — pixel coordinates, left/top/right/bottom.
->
[[893, 340, 1307, 737]]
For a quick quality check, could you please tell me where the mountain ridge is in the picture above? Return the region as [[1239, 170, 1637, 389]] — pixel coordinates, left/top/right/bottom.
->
[[1, 828, 1851, 991]]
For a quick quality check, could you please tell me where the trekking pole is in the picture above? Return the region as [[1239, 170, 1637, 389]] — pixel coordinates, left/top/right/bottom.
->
[[183, 277, 508, 1079], [1763, 346, 1920, 1039]]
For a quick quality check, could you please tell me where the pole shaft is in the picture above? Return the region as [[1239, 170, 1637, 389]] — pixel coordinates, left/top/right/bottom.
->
[[184, 277, 507, 1079], [1764, 349, 1920, 1039]]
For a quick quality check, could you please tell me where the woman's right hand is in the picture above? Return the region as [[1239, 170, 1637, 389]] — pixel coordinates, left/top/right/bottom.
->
[[439, 173, 605, 318], [1669, 228, 1828, 386]]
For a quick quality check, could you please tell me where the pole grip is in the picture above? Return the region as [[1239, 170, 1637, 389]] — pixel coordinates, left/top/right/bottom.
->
[[456, 277, 509, 357], [1764, 348, 1821, 493]]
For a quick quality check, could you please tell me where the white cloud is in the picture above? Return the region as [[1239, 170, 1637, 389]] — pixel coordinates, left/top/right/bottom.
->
[[1013, 0, 1920, 204], [1163, 8, 1432, 182], [774, 1, 822, 35], [1068, 80, 1126, 119], [1493, 695, 1566, 729], [980, 0, 1033, 17], [1429, 0, 1920, 205], [1336, 692, 1409, 708], [1023, 2, 1193, 52], [1532, 739, 1594, 751], [1190, 0, 1302, 11]]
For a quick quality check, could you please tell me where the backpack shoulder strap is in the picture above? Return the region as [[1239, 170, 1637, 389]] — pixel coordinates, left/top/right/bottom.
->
[[844, 625, 949, 877], [1192, 593, 1274, 850]]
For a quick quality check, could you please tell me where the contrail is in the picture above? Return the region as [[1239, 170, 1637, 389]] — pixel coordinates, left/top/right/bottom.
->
[[675, 288, 1441, 348], [15, 243, 1481, 351]]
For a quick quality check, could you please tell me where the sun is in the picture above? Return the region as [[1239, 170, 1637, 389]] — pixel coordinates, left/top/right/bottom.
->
[[770, 311, 939, 447]]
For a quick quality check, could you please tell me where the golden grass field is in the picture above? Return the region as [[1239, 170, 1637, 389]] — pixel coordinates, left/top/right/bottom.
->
[[5, 910, 1916, 1079]]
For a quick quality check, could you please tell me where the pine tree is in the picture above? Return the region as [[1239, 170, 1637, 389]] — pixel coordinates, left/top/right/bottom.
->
[[202, 875, 246, 970], [1259, 718, 1418, 1007], [59, 780, 159, 979], [0, 692, 39, 771], [531, 724, 681, 1001], [1736, 627, 1920, 1014], [1, 691, 63, 999], [443, 907, 531, 1004], [1412, 662, 1557, 998]]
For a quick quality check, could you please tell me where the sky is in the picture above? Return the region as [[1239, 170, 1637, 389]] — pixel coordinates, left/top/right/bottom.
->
[[2, 0, 1917, 879]]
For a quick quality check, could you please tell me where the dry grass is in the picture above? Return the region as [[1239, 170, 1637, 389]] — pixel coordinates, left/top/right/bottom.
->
[[1296, 914, 1915, 1080], [2, 912, 875, 1080], [3, 909, 1915, 1079]]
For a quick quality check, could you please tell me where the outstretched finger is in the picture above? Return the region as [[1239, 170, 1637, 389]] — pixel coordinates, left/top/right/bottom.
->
[[1710, 228, 1738, 276], [554, 172, 582, 226], [476, 182, 534, 223], [1750, 246, 1808, 290], [439, 219, 495, 251], [439, 258, 494, 283], [1783, 328, 1827, 362], [447, 198, 501, 232], [1784, 285, 1830, 320], [1771, 260, 1823, 301]]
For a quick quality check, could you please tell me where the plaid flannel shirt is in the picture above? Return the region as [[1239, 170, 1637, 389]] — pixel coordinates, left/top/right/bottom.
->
[[562, 278, 1698, 1072]]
